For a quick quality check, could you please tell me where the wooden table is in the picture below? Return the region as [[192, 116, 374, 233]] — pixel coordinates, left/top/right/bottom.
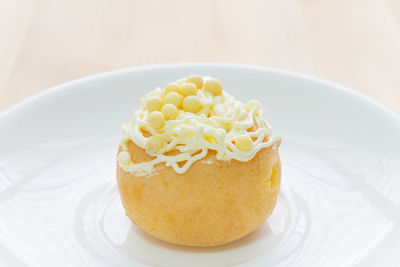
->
[[1, 0, 399, 113]]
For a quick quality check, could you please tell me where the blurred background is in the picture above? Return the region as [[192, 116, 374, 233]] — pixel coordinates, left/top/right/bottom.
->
[[1, 0, 399, 112]]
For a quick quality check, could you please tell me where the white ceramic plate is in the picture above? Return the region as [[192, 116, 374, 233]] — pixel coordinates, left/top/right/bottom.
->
[[1, 64, 400, 267]]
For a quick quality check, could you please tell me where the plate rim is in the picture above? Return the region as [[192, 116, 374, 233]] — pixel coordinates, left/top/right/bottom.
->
[[1, 62, 399, 124]]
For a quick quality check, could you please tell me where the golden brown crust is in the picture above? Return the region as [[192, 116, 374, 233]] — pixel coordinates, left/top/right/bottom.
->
[[116, 141, 281, 247]]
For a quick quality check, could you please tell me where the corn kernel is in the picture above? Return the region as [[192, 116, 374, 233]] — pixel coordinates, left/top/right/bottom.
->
[[204, 135, 217, 144], [186, 74, 204, 89], [165, 82, 181, 95], [234, 134, 253, 151], [204, 78, 223, 96], [117, 151, 131, 164], [164, 92, 182, 108], [146, 136, 164, 153], [161, 103, 179, 120], [182, 96, 202, 113], [181, 83, 198, 96], [146, 96, 163, 112], [148, 111, 165, 130]]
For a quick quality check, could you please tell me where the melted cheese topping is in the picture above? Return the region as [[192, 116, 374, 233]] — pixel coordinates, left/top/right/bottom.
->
[[118, 77, 281, 176]]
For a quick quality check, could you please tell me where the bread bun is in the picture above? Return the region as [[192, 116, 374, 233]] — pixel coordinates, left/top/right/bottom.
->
[[116, 139, 281, 247]]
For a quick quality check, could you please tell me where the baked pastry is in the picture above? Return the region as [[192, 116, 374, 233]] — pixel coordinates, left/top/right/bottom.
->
[[116, 75, 281, 247]]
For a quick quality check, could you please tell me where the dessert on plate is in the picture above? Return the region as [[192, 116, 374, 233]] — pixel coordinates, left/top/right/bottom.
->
[[116, 75, 281, 247]]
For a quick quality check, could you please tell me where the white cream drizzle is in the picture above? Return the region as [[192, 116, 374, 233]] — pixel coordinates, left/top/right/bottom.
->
[[118, 78, 281, 176]]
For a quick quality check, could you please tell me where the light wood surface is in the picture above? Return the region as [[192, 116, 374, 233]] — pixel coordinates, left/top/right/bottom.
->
[[1, 0, 399, 113]]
